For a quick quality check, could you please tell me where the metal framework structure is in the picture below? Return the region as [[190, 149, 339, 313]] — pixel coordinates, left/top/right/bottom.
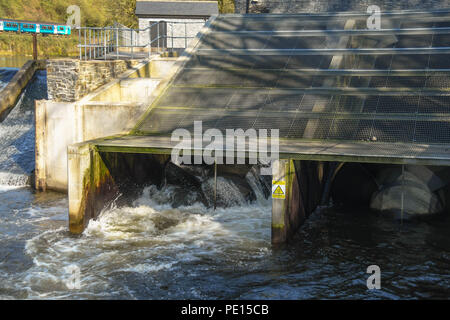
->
[[77, 20, 202, 60], [83, 10, 450, 166]]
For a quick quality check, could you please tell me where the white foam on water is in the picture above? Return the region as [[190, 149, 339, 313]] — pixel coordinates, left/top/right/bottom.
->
[[0, 172, 29, 187], [0, 184, 22, 192], [19, 177, 272, 299]]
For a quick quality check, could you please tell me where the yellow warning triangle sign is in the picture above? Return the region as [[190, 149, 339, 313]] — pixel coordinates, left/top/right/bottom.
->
[[273, 186, 284, 195]]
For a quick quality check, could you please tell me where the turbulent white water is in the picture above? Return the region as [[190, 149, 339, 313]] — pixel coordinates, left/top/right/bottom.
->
[[1, 171, 449, 299], [0, 69, 46, 187], [9, 177, 271, 299]]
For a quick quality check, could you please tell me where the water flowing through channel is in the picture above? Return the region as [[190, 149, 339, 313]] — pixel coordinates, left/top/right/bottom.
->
[[0, 175, 449, 299], [0, 68, 47, 187], [0, 60, 448, 300]]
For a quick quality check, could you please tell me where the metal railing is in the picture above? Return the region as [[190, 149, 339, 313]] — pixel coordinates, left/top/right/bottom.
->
[[77, 20, 206, 60]]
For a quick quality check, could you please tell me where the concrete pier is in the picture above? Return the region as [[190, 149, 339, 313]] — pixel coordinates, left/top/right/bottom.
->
[[272, 160, 326, 244], [272, 160, 298, 243], [68, 144, 170, 234], [68, 143, 119, 233]]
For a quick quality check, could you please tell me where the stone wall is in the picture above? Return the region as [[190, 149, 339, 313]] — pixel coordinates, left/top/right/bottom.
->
[[47, 59, 142, 102], [235, 0, 450, 13]]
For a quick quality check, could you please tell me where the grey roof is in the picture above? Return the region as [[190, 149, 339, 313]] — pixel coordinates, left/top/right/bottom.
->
[[135, 1, 219, 17]]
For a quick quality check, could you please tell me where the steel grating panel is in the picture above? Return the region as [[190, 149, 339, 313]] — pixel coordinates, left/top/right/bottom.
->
[[128, 11, 450, 163]]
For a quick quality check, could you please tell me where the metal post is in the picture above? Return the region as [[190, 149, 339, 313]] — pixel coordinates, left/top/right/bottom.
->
[[84, 28, 87, 61], [97, 30, 99, 59], [32, 33, 38, 60], [157, 22, 160, 54], [104, 28, 107, 60], [171, 22, 174, 51], [149, 22, 152, 59], [108, 29, 110, 53], [131, 29, 133, 59], [89, 29, 92, 60], [94, 30, 96, 59], [107, 29, 110, 54], [185, 22, 187, 49], [96, 30, 99, 58], [110, 29, 113, 53], [78, 28, 82, 60], [116, 27, 119, 59], [92, 30, 95, 59]]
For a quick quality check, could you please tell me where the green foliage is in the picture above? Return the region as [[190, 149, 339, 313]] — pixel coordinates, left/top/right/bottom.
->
[[107, 0, 138, 28], [0, 0, 138, 56], [0, 0, 233, 56], [218, 0, 235, 14]]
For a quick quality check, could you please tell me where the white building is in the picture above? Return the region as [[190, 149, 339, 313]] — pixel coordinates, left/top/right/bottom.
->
[[135, 0, 219, 50]]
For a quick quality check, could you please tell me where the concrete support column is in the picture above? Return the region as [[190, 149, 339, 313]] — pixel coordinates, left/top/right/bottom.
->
[[68, 143, 93, 234], [68, 143, 119, 234], [35, 100, 47, 191], [272, 159, 305, 244]]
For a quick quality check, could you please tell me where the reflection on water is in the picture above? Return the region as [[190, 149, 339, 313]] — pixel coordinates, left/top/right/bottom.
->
[[0, 185, 448, 300]]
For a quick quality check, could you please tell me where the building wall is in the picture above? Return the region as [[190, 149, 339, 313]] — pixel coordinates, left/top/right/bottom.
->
[[138, 18, 208, 49], [234, 0, 450, 13], [47, 59, 142, 102]]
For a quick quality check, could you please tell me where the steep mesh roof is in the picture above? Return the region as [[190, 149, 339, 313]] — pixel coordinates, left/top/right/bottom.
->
[[135, 1, 219, 17], [106, 11, 450, 164]]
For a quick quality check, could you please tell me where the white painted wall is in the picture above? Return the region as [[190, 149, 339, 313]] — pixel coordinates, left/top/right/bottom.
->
[[138, 18, 207, 49]]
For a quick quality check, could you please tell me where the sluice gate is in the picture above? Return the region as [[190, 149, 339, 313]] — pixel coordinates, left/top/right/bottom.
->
[[69, 10, 450, 243]]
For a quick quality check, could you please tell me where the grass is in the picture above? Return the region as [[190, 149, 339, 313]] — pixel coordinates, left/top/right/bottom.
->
[[0, 0, 235, 57]]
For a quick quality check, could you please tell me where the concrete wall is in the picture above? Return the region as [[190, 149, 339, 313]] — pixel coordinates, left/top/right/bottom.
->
[[35, 100, 148, 192], [138, 18, 207, 49], [36, 57, 177, 192], [91, 78, 161, 103], [235, 0, 450, 13], [47, 59, 143, 102], [149, 56, 178, 78]]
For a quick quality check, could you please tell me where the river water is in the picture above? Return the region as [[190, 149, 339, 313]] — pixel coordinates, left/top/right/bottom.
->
[[0, 57, 449, 300]]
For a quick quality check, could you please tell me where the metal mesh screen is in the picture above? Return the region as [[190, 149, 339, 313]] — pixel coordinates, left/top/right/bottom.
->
[[135, 12, 450, 156]]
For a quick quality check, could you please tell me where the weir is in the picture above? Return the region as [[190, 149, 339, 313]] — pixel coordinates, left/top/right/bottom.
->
[[0, 60, 45, 122], [0, 65, 47, 187], [67, 10, 450, 243]]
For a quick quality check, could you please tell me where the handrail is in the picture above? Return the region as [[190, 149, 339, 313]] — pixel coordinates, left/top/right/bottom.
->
[[77, 20, 205, 60]]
